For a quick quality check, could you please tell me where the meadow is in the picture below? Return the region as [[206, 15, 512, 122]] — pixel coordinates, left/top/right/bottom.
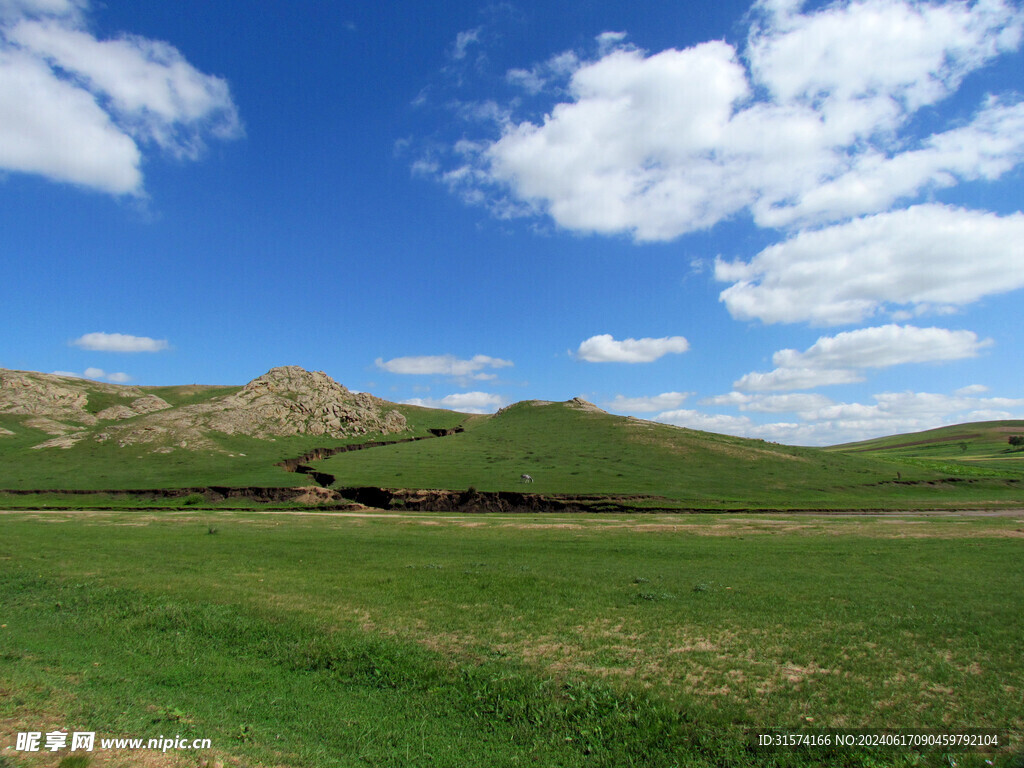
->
[[1, 509, 1021, 767], [313, 403, 1024, 510]]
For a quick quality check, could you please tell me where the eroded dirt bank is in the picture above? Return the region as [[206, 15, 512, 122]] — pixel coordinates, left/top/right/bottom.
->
[[337, 487, 689, 514], [6, 485, 1016, 515], [0, 485, 680, 513]]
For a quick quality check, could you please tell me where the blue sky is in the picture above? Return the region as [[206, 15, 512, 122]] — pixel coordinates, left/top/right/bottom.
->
[[1, 0, 1022, 445]]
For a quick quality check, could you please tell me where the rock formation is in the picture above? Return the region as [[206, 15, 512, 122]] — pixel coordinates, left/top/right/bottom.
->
[[1, 366, 407, 452]]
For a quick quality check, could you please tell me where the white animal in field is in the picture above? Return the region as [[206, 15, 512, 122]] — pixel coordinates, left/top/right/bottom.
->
[[520, 473, 533, 484]]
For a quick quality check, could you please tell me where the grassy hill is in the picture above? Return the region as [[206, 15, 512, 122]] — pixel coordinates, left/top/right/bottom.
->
[[829, 419, 1024, 459], [0, 402, 466, 491], [827, 420, 1024, 480], [0, 367, 465, 491], [313, 400, 1024, 510], [2, 367, 1022, 510]]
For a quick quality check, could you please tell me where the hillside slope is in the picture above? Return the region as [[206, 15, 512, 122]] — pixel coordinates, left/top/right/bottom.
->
[[829, 420, 1024, 458], [0, 367, 459, 489], [313, 399, 1023, 509], [3, 368, 1022, 509]]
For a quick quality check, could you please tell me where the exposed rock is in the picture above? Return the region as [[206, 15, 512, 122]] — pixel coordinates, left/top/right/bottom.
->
[[566, 397, 607, 414], [96, 405, 139, 421], [0, 426, 13, 437], [30, 432, 90, 450], [0, 370, 94, 422], [23, 417, 88, 435], [2, 366, 408, 452], [129, 395, 172, 415], [95, 395, 171, 421], [87, 366, 408, 450]]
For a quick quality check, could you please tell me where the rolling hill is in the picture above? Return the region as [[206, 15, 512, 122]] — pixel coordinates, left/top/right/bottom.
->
[[2, 366, 1022, 510]]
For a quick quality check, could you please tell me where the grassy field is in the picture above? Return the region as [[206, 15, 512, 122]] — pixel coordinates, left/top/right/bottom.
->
[[0, 404, 465, 492], [314, 403, 1024, 509], [829, 421, 1024, 478], [1, 509, 1021, 767], [3, 390, 1023, 511]]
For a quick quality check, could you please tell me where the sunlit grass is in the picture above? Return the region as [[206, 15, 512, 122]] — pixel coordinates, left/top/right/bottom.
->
[[1, 511, 1020, 767]]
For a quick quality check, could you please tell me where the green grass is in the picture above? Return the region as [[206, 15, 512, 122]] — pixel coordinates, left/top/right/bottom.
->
[[137, 383, 243, 407], [0, 406, 466, 491], [830, 421, 1024, 462], [82, 389, 134, 416], [316, 402, 1023, 509], [1, 511, 1021, 767], [4, 399, 1023, 510]]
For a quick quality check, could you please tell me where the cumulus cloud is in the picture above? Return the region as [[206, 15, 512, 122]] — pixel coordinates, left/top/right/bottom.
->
[[704, 392, 834, 413], [655, 388, 1024, 445], [0, 0, 241, 194], [605, 392, 690, 412], [774, 325, 992, 369], [717, 206, 1024, 325], [745, 324, 993, 391], [375, 353, 513, 378], [402, 391, 506, 414], [735, 324, 992, 391], [734, 367, 865, 392], [654, 409, 755, 435], [434, 0, 1024, 241], [71, 332, 169, 353], [79, 366, 131, 383], [575, 334, 690, 363]]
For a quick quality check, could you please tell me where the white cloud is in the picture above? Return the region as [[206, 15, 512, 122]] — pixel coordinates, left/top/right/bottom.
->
[[955, 384, 989, 395], [71, 332, 169, 353], [452, 28, 480, 60], [748, 0, 1020, 112], [735, 324, 992, 391], [773, 325, 992, 369], [402, 391, 506, 414], [434, 0, 1024, 241], [656, 388, 1024, 446], [0, 0, 241, 194], [755, 99, 1024, 228], [375, 354, 513, 377], [506, 50, 580, 95], [482, 42, 754, 241], [81, 366, 130, 383], [734, 367, 865, 392], [704, 392, 834, 414], [605, 392, 689, 412], [0, 48, 142, 193], [576, 334, 690, 363], [654, 409, 755, 435], [717, 206, 1024, 325]]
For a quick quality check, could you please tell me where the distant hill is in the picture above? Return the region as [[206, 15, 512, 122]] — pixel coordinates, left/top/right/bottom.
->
[[0, 366, 460, 490], [827, 420, 1024, 464], [311, 399, 1023, 510], [1, 367, 1022, 509]]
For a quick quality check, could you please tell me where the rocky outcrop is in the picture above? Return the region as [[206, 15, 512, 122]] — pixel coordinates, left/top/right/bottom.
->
[[2, 365, 408, 452], [566, 396, 606, 414], [0, 370, 97, 423], [201, 366, 407, 439], [14, 364, 407, 450]]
